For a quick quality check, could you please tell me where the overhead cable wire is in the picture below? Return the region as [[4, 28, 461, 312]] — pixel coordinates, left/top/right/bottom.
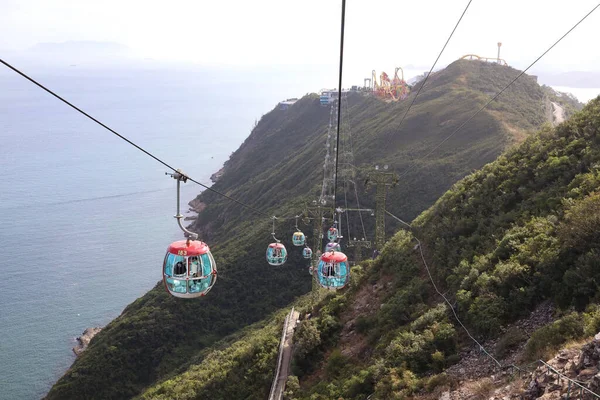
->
[[332, 0, 347, 211], [343, 91, 368, 240], [394, 0, 474, 133], [384, 0, 600, 360], [414, 232, 504, 368], [385, 210, 505, 369], [0, 58, 273, 218], [353, 184, 368, 240], [321, 101, 337, 204], [339, 93, 352, 241], [343, 181, 351, 240], [396, 2, 600, 181], [385, 214, 600, 390]]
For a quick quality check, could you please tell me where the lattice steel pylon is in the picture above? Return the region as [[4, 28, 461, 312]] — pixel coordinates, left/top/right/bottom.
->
[[338, 95, 356, 185], [305, 203, 325, 306], [347, 239, 371, 264], [366, 170, 399, 250], [317, 93, 374, 267], [340, 93, 372, 261], [320, 101, 338, 208], [306, 204, 325, 258]]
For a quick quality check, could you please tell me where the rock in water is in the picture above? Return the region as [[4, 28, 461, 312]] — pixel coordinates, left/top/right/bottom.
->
[[73, 327, 102, 356]]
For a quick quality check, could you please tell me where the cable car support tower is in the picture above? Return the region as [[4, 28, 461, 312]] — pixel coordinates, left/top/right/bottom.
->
[[366, 168, 398, 250], [339, 92, 372, 263], [314, 92, 373, 264]]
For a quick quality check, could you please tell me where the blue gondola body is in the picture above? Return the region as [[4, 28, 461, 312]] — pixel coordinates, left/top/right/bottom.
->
[[325, 242, 341, 253], [315, 251, 349, 289], [292, 231, 306, 246], [266, 243, 288, 266], [302, 247, 313, 259], [163, 240, 217, 298], [327, 227, 339, 241]]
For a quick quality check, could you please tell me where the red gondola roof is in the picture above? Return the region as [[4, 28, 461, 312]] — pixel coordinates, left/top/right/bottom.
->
[[268, 242, 286, 249], [320, 251, 347, 263], [167, 240, 210, 256]]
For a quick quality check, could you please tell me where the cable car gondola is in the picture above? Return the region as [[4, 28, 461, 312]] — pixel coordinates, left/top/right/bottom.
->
[[266, 216, 287, 266], [325, 241, 341, 253], [327, 225, 339, 241], [302, 246, 313, 259], [163, 240, 217, 298], [292, 231, 306, 246], [163, 170, 217, 298], [315, 251, 349, 289], [292, 216, 306, 246], [267, 242, 288, 266]]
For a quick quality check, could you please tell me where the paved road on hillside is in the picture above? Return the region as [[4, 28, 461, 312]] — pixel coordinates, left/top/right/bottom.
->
[[268, 309, 300, 400], [551, 101, 565, 124]]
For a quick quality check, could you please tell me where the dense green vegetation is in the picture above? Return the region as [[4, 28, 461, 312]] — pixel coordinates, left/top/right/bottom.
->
[[274, 97, 600, 399], [136, 310, 284, 400], [542, 85, 583, 120], [135, 97, 600, 400], [139, 96, 600, 400], [46, 60, 576, 399], [415, 97, 600, 328]]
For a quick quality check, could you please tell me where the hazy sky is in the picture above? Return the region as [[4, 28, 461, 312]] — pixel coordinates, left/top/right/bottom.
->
[[1, 0, 599, 84]]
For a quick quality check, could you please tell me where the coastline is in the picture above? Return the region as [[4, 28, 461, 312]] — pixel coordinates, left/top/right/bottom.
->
[[210, 167, 225, 183], [73, 327, 102, 356], [187, 163, 225, 215]]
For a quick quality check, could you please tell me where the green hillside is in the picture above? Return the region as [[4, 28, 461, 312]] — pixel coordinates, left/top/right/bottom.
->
[[46, 60, 577, 400], [287, 97, 600, 400], [137, 98, 600, 400]]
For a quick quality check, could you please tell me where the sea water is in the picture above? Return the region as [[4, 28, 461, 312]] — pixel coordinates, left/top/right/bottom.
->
[[550, 85, 600, 103], [0, 62, 323, 399]]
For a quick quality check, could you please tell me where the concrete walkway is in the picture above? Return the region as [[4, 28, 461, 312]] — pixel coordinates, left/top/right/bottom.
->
[[268, 308, 300, 400]]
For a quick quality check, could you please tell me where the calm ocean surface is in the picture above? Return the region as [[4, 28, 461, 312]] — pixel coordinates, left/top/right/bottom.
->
[[0, 62, 324, 399]]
